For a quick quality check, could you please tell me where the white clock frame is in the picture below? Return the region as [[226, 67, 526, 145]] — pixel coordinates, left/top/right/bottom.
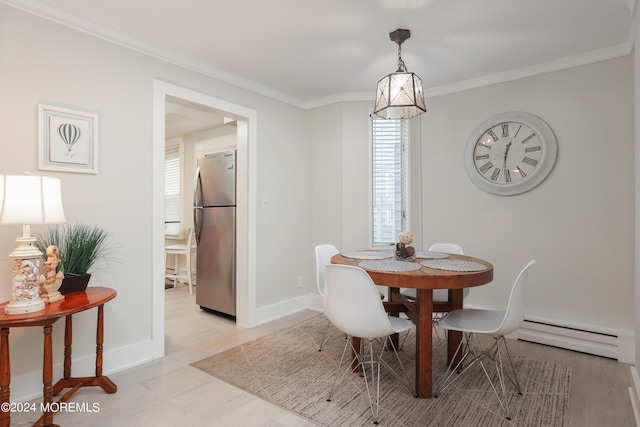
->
[[464, 111, 558, 196]]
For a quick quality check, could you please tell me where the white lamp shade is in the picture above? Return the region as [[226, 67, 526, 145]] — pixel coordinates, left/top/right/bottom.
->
[[0, 175, 66, 224], [374, 71, 426, 119]]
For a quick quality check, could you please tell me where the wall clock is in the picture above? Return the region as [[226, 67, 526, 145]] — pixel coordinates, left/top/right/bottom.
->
[[464, 111, 557, 196]]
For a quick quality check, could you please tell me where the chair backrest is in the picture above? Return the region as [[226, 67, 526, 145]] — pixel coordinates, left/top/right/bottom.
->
[[429, 243, 468, 300], [324, 264, 396, 339], [495, 260, 536, 335], [186, 227, 195, 249], [428, 243, 463, 255], [315, 244, 339, 296]]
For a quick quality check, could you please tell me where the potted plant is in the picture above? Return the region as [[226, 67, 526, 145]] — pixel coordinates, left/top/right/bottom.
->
[[36, 223, 114, 294]]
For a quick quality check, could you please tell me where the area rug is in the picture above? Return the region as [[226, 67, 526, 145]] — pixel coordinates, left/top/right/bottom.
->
[[191, 315, 571, 426]]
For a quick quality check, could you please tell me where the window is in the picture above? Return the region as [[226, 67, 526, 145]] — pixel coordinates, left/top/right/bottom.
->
[[371, 115, 409, 245], [165, 143, 182, 237]]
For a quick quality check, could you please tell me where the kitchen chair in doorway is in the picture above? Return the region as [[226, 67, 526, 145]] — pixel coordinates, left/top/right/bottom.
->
[[434, 260, 536, 420], [324, 264, 416, 425], [165, 227, 197, 293]]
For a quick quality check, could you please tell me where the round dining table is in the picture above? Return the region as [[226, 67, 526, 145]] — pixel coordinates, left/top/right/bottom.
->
[[331, 251, 493, 399]]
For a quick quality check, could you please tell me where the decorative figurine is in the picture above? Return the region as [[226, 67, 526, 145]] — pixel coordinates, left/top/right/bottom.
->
[[39, 245, 65, 303], [395, 230, 416, 261]]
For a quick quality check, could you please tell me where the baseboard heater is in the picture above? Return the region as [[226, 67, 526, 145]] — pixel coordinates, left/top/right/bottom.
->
[[516, 318, 620, 360]]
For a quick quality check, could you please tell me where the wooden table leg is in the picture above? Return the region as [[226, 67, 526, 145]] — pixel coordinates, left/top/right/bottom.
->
[[53, 305, 116, 399], [41, 324, 58, 427], [63, 315, 72, 380], [447, 289, 464, 366], [415, 289, 433, 398], [0, 328, 10, 427]]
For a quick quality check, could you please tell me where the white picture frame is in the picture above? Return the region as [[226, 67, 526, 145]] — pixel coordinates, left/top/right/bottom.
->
[[38, 104, 99, 174]]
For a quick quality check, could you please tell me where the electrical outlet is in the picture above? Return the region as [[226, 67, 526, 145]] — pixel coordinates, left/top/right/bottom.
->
[[297, 275, 303, 288]]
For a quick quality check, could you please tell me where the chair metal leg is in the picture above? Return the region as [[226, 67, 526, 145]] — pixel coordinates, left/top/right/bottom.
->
[[435, 333, 521, 420], [327, 334, 415, 425], [318, 318, 333, 351]]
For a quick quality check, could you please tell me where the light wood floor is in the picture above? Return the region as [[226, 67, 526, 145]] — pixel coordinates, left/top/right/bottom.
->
[[12, 284, 637, 426]]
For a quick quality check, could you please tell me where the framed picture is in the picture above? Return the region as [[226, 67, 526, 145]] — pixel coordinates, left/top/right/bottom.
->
[[38, 104, 99, 174]]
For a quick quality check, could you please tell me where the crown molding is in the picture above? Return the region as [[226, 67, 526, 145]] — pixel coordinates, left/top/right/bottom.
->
[[1, 0, 307, 109], [2, 0, 635, 111], [422, 42, 633, 99]]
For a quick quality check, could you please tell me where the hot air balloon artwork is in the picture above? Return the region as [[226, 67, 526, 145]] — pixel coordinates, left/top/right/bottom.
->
[[57, 123, 82, 156], [38, 104, 99, 174]]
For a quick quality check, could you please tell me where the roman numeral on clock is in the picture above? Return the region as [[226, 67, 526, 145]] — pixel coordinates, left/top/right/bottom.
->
[[522, 133, 536, 143], [525, 146, 541, 153], [502, 124, 509, 138], [475, 154, 489, 160], [522, 157, 538, 167], [487, 130, 499, 142], [513, 124, 522, 138], [505, 169, 512, 182], [479, 161, 493, 174], [491, 168, 500, 181]]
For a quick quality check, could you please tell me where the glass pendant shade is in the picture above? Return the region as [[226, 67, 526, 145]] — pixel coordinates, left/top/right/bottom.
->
[[374, 71, 426, 119]]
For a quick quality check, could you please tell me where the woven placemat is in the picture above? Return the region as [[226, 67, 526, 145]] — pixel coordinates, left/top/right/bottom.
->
[[341, 250, 393, 260], [359, 259, 422, 272], [421, 259, 487, 272], [414, 250, 449, 259]]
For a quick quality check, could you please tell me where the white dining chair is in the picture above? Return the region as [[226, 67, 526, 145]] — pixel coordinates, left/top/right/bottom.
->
[[315, 244, 340, 351], [315, 244, 386, 351], [434, 260, 536, 420], [165, 227, 197, 293], [324, 264, 416, 425]]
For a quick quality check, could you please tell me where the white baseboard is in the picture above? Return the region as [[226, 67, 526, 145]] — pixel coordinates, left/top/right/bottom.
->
[[11, 339, 155, 402], [254, 295, 309, 325]]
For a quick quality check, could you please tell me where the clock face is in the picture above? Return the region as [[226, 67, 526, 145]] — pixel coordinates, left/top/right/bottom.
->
[[464, 112, 557, 196]]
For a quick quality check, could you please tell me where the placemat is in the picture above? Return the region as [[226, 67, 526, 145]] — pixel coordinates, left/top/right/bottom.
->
[[341, 250, 393, 260], [421, 259, 487, 272], [414, 250, 449, 259], [359, 259, 422, 272]]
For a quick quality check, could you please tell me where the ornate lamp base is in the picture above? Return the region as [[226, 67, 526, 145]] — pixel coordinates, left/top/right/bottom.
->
[[5, 298, 45, 315]]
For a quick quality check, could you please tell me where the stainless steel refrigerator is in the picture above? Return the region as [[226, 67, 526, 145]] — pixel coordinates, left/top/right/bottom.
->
[[193, 150, 236, 318]]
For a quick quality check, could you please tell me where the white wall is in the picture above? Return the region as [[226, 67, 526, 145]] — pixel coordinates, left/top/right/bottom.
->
[[421, 58, 633, 331], [308, 57, 635, 337], [0, 4, 309, 400], [0, 1, 635, 402]]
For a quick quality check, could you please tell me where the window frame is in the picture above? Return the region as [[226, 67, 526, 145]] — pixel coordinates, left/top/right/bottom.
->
[[164, 140, 184, 238], [370, 114, 410, 247]]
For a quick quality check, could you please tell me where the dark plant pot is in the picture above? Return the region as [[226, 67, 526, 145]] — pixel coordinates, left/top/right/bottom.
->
[[59, 274, 91, 295]]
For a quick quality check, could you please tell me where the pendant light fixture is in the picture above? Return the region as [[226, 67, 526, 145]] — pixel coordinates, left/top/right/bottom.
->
[[374, 29, 426, 120]]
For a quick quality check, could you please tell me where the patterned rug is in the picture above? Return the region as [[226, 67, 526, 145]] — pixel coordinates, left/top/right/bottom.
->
[[191, 315, 571, 426]]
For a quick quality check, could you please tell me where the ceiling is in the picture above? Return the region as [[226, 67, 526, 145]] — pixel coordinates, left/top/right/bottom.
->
[[5, 0, 636, 108]]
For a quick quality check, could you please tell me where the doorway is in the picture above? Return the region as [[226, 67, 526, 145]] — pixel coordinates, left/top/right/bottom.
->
[[152, 80, 257, 359]]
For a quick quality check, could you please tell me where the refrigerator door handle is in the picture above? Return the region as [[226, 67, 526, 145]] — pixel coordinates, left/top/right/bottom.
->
[[194, 207, 203, 245], [194, 166, 204, 245]]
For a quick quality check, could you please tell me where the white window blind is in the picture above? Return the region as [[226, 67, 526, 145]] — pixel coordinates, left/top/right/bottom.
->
[[165, 144, 181, 237], [371, 116, 409, 245]]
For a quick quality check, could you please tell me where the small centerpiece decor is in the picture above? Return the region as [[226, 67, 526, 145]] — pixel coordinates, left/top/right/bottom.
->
[[395, 230, 416, 261]]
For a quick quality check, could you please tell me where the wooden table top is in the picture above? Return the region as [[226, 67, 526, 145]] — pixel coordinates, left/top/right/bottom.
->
[[0, 287, 117, 327], [331, 253, 493, 290]]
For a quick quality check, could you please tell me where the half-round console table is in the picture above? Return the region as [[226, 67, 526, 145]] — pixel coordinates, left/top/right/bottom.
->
[[0, 287, 117, 427]]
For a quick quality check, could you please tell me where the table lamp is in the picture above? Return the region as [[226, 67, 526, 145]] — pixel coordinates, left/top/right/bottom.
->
[[0, 174, 66, 314]]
